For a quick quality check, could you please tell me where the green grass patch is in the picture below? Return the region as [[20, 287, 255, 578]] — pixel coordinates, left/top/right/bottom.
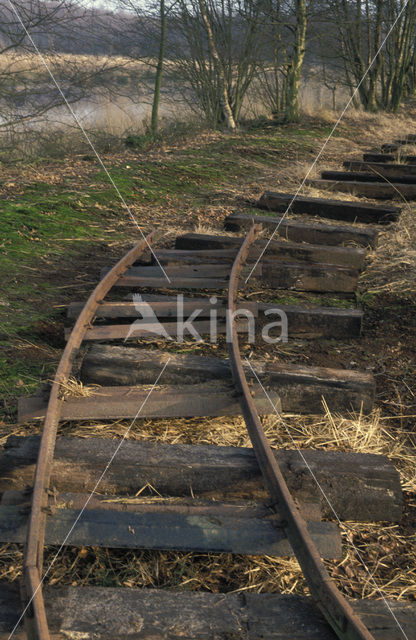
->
[[93, 155, 247, 205], [0, 119, 335, 421], [0, 183, 127, 337], [0, 351, 56, 420]]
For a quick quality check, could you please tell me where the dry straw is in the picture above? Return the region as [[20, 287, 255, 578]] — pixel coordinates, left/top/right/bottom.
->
[[2, 105, 416, 601], [2, 401, 415, 599]]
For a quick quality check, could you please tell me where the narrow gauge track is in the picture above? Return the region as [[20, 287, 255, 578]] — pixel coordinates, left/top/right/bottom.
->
[[17, 226, 373, 640], [2, 135, 416, 639]]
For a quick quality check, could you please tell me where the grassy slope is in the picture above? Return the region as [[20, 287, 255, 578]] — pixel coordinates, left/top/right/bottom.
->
[[0, 120, 333, 420], [1, 114, 416, 602]]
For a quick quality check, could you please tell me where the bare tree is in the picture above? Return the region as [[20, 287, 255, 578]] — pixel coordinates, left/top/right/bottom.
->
[[0, 1, 130, 130], [110, 0, 180, 137], [255, 0, 308, 123], [172, 0, 263, 128], [151, 0, 167, 134], [284, 0, 307, 121], [323, 0, 416, 112], [197, 0, 236, 129], [381, 0, 416, 111]]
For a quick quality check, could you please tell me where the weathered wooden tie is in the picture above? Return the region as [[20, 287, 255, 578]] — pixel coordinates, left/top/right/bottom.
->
[[257, 191, 399, 223], [0, 436, 402, 522], [305, 179, 415, 200], [363, 152, 416, 164], [380, 138, 416, 152], [64, 319, 251, 341], [2, 584, 416, 640], [344, 160, 416, 178], [321, 170, 416, 185], [174, 232, 367, 268], [381, 143, 400, 153], [102, 260, 359, 293], [67, 298, 258, 319], [223, 214, 378, 247], [18, 382, 282, 422], [261, 261, 358, 292], [394, 134, 416, 143], [77, 346, 375, 414], [102, 263, 262, 279], [0, 497, 339, 558], [68, 297, 363, 340]]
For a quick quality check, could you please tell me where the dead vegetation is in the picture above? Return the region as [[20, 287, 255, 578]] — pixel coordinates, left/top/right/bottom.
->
[[361, 203, 416, 296], [1, 401, 416, 600], [1, 104, 416, 608], [59, 378, 100, 399]]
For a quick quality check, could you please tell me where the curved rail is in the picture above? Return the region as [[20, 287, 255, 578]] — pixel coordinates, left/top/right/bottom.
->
[[22, 234, 155, 640], [22, 226, 377, 639], [227, 224, 375, 640]]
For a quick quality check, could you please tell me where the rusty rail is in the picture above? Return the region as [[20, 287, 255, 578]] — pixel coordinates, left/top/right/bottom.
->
[[22, 234, 155, 640], [227, 224, 376, 640], [21, 225, 378, 639]]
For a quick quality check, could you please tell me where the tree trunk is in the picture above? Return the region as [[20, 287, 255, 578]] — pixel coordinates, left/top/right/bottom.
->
[[198, 0, 236, 130], [280, 69, 287, 113], [388, 4, 416, 111], [151, 0, 167, 137], [284, 0, 307, 122]]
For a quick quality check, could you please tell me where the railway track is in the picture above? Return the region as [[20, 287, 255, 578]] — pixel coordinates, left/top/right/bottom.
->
[[1, 135, 416, 639]]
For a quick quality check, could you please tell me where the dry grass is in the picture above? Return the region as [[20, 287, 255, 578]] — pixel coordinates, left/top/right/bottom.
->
[[0, 52, 151, 74], [1, 101, 416, 608], [59, 378, 100, 399], [341, 107, 416, 146], [1, 525, 415, 601], [2, 400, 415, 600], [361, 203, 416, 296], [333, 520, 416, 600], [46, 402, 416, 491], [192, 224, 238, 236]]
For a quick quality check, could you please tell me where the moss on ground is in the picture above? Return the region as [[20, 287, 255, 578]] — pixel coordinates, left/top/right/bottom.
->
[[0, 119, 333, 418]]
